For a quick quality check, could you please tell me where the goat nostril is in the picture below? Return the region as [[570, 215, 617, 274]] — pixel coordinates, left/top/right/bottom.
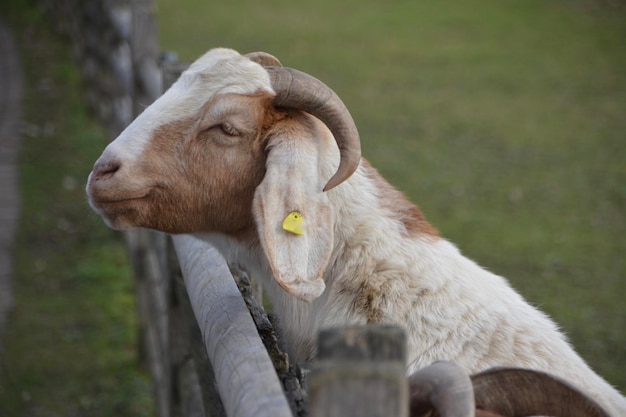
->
[[93, 160, 121, 181]]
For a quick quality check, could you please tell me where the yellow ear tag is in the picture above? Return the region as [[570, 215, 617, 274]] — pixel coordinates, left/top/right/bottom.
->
[[282, 211, 305, 236]]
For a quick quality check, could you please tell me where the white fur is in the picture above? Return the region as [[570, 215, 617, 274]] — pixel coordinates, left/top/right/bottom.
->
[[199, 124, 626, 415]]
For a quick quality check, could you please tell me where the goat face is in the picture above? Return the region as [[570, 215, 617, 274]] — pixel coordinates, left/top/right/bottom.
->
[[86, 48, 361, 300], [88, 91, 274, 235], [87, 49, 278, 235]]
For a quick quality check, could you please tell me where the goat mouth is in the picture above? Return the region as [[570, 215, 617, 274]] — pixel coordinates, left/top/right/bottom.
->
[[88, 190, 156, 231], [92, 195, 147, 206], [88, 189, 153, 209]]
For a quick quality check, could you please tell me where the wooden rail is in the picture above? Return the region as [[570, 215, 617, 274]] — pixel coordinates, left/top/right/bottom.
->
[[173, 236, 293, 417]]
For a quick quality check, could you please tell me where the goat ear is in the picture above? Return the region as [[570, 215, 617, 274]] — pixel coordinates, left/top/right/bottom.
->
[[252, 135, 334, 302]]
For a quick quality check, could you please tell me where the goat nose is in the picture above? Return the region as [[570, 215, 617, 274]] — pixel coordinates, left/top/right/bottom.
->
[[92, 160, 121, 181]]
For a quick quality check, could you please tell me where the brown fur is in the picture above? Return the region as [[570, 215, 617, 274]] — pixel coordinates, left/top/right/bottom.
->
[[352, 280, 386, 323], [90, 92, 282, 237], [361, 159, 439, 238]]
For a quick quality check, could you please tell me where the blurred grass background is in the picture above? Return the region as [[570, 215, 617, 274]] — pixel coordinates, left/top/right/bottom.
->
[[157, 0, 626, 390], [0, 0, 623, 415], [0, 2, 154, 416]]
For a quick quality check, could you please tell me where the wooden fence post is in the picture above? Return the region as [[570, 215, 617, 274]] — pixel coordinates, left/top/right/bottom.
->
[[308, 325, 409, 417], [124, 229, 171, 417], [124, 1, 170, 415]]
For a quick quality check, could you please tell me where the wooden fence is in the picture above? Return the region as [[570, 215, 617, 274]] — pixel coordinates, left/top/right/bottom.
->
[[123, 222, 408, 417], [36, 1, 410, 416], [32, 2, 624, 416]]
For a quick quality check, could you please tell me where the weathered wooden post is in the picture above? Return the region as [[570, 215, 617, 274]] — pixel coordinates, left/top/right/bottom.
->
[[308, 325, 409, 417], [125, 1, 171, 416]]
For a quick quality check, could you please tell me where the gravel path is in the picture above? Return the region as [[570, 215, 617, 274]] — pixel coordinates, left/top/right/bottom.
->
[[0, 18, 22, 337]]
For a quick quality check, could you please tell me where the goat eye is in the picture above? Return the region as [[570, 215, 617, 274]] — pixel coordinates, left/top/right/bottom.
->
[[220, 122, 239, 136]]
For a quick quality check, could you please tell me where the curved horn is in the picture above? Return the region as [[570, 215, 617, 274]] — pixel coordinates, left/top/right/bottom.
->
[[471, 367, 611, 417], [408, 361, 475, 417], [245, 51, 283, 67], [264, 66, 361, 191]]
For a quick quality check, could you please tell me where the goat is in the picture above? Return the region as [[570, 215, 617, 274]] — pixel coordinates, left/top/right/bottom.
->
[[86, 48, 626, 416]]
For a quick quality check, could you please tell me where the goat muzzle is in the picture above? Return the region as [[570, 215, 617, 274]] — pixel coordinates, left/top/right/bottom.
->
[[90, 159, 121, 182]]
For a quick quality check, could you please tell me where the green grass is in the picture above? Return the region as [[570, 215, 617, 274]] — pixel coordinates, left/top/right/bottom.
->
[[156, 0, 626, 391], [0, 3, 154, 416]]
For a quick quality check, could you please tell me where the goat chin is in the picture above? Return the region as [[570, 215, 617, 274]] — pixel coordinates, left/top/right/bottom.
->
[[86, 48, 626, 417]]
